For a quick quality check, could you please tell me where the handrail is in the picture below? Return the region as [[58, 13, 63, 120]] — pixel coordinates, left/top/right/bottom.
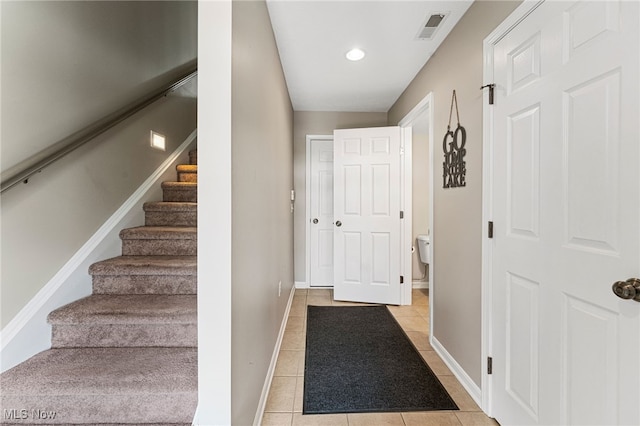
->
[[1, 65, 197, 193]]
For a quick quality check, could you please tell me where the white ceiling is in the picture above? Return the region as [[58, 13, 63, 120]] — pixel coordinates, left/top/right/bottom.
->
[[266, 0, 473, 112]]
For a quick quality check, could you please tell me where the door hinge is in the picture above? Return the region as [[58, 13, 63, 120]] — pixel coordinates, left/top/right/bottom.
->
[[400, 275, 404, 284], [488, 221, 494, 239], [400, 210, 404, 219], [487, 357, 493, 375], [480, 83, 495, 105]]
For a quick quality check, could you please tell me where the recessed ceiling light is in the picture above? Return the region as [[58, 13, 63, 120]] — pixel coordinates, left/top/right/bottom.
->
[[346, 48, 365, 61]]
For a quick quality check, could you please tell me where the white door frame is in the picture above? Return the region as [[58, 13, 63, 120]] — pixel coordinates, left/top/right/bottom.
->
[[481, 0, 546, 416], [305, 134, 334, 288], [398, 93, 435, 333]]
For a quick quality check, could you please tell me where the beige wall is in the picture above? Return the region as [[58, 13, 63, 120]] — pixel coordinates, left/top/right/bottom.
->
[[231, 1, 294, 424], [1, 1, 197, 175], [0, 1, 197, 328], [293, 111, 388, 283], [388, 0, 521, 386]]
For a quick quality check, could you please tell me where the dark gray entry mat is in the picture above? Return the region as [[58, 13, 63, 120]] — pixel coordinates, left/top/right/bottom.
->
[[303, 305, 458, 414]]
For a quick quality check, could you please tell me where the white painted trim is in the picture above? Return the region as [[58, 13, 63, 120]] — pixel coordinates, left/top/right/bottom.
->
[[399, 126, 413, 305], [398, 93, 433, 127], [412, 281, 429, 289], [253, 285, 296, 426], [432, 336, 482, 408], [194, 2, 232, 422], [297, 282, 332, 290], [295, 281, 309, 289], [294, 281, 333, 290], [481, 0, 545, 416], [305, 135, 333, 289], [0, 129, 197, 373], [398, 92, 434, 326]]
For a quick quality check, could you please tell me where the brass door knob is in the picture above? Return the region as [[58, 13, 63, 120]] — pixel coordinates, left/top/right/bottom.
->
[[612, 278, 640, 302]]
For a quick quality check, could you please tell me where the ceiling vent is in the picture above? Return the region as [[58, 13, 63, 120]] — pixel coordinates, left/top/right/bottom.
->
[[416, 13, 446, 40]]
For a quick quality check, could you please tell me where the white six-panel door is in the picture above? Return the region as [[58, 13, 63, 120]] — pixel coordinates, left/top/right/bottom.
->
[[333, 127, 402, 305], [489, 1, 639, 424], [309, 138, 335, 287]]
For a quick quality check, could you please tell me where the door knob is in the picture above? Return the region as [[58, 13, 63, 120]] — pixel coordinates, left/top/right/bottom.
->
[[612, 278, 640, 302], [335, 220, 342, 227], [312, 218, 318, 224]]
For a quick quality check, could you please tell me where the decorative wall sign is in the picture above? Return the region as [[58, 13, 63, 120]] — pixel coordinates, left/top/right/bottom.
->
[[443, 90, 466, 188]]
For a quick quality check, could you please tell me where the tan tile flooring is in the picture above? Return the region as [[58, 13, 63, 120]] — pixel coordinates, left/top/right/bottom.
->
[[261, 289, 499, 426]]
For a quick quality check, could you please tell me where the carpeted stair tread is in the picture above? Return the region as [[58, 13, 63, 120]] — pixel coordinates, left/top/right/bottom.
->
[[176, 164, 197, 172], [143, 202, 197, 227], [0, 347, 196, 424], [89, 256, 196, 276], [0, 347, 197, 393], [161, 182, 197, 189], [143, 201, 197, 212], [120, 227, 196, 256], [162, 182, 197, 202], [48, 295, 196, 325], [120, 226, 196, 240], [176, 165, 198, 183], [144, 202, 198, 226]]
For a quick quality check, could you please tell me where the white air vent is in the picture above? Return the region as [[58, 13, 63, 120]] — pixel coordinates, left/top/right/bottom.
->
[[416, 13, 446, 40]]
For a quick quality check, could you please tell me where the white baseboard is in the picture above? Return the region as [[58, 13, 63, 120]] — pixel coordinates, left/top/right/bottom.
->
[[295, 281, 309, 289], [431, 336, 482, 408], [412, 280, 429, 289], [0, 130, 197, 373], [253, 285, 296, 426], [296, 282, 334, 290]]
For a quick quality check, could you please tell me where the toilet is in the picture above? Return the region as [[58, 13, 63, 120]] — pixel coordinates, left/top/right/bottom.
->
[[416, 234, 430, 264]]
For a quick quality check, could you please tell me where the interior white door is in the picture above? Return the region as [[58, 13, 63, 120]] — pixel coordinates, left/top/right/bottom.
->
[[490, 1, 639, 425], [333, 126, 402, 305], [309, 138, 334, 287]]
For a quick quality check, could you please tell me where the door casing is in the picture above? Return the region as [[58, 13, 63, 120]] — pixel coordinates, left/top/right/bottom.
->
[[398, 93, 435, 313]]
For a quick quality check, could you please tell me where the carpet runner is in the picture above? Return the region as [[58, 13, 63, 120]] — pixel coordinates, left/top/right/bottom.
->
[[303, 305, 458, 414]]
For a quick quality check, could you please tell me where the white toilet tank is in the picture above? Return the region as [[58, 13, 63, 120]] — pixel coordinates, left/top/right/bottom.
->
[[416, 234, 430, 264]]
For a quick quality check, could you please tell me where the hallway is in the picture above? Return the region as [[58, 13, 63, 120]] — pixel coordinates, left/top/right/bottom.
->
[[261, 289, 498, 425]]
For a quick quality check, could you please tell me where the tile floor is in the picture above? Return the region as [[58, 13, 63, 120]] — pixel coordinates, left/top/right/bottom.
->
[[261, 289, 499, 426]]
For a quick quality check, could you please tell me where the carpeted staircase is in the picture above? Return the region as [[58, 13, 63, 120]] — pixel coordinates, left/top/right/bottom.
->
[[0, 150, 198, 425]]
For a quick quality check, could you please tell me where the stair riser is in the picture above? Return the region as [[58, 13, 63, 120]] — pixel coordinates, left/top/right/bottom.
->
[[163, 188, 197, 202], [121, 240, 196, 256], [189, 151, 197, 165], [178, 172, 197, 183], [0, 394, 197, 424], [52, 324, 196, 348], [93, 275, 196, 295], [145, 211, 197, 227]]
